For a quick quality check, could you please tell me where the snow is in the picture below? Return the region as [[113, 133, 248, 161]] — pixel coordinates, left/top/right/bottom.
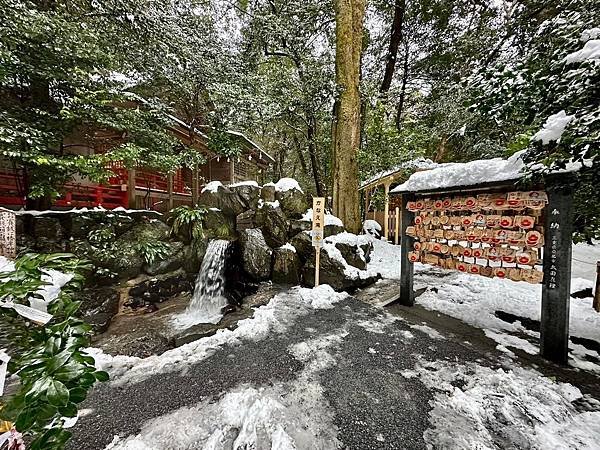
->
[[572, 241, 600, 281], [532, 110, 575, 144], [274, 178, 303, 193], [362, 220, 381, 232], [10, 207, 159, 216], [301, 209, 343, 227], [581, 28, 600, 42], [0, 256, 14, 273], [88, 285, 348, 385], [279, 243, 296, 253], [366, 237, 401, 280], [412, 359, 600, 450], [410, 324, 445, 340], [258, 199, 280, 209], [229, 181, 259, 188], [201, 181, 223, 193], [360, 157, 443, 189], [565, 39, 600, 63], [391, 150, 583, 194], [105, 329, 346, 450], [322, 243, 378, 281]]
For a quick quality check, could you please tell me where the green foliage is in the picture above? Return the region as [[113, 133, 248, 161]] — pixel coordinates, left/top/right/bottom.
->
[[168, 206, 207, 242], [0, 253, 107, 450], [135, 241, 171, 265]]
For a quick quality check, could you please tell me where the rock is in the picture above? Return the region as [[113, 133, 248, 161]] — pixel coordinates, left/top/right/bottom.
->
[[363, 220, 382, 239], [199, 183, 247, 217], [143, 241, 186, 276], [33, 216, 63, 240], [229, 183, 260, 211], [76, 286, 120, 333], [324, 224, 345, 238], [261, 184, 276, 202], [103, 330, 174, 358], [289, 219, 312, 237], [302, 247, 379, 291], [275, 187, 308, 219], [290, 232, 313, 263], [69, 214, 98, 239], [120, 220, 170, 243], [92, 241, 144, 280], [334, 242, 367, 270], [272, 246, 301, 285], [181, 240, 208, 273], [236, 210, 256, 232], [255, 203, 289, 248], [203, 208, 236, 240], [239, 228, 272, 281], [126, 270, 195, 308]]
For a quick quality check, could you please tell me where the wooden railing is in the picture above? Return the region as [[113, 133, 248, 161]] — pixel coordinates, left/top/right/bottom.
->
[[55, 184, 128, 209], [0, 169, 25, 206]]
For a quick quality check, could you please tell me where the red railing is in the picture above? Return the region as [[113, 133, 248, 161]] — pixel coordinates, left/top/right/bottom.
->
[[135, 169, 187, 194], [55, 184, 128, 209], [0, 169, 25, 206]]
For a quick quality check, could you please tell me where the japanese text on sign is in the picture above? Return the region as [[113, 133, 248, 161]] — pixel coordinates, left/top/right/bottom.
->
[[0, 209, 16, 259], [548, 208, 560, 289], [312, 197, 325, 247]]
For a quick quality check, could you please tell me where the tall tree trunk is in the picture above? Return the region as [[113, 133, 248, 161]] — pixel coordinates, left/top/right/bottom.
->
[[332, 0, 366, 234], [379, 0, 406, 95], [307, 114, 325, 197], [395, 47, 410, 130]]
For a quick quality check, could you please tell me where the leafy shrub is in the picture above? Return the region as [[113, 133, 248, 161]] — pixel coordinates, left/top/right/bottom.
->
[[168, 205, 207, 242], [135, 241, 172, 265], [0, 253, 107, 450]]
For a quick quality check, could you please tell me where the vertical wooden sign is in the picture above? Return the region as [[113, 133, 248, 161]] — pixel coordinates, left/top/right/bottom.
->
[[312, 197, 325, 287], [0, 209, 16, 259]]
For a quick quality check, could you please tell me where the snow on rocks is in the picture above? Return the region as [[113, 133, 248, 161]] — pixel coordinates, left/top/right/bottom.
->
[[274, 177, 303, 193], [411, 359, 600, 450], [301, 208, 343, 227], [201, 181, 224, 194], [87, 285, 348, 385], [532, 110, 575, 144]]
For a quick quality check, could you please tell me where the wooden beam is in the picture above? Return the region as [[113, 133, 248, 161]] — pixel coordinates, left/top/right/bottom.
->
[[394, 206, 400, 245], [384, 182, 391, 241], [399, 193, 415, 306], [540, 182, 574, 365], [594, 262, 600, 312], [167, 173, 174, 210], [191, 167, 199, 206]]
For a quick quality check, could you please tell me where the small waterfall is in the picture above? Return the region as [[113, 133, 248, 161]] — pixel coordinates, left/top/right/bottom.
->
[[174, 239, 231, 328]]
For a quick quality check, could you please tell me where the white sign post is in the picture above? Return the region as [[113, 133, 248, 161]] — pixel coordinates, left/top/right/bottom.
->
[[311, 197, 325, 287], [0, 209, 16, 260]]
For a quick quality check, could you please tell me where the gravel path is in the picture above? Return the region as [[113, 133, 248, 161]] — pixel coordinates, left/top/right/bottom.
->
[[68, 288, 498, 450]]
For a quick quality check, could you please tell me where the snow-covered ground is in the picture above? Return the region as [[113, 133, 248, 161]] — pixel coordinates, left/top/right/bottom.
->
[[367, 237, 600, 372]]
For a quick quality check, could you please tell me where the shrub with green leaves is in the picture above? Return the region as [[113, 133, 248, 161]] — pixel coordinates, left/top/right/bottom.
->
[[135, 241, 172, 265], [168, 205, 207, 242], [0, 253, 106, 450]]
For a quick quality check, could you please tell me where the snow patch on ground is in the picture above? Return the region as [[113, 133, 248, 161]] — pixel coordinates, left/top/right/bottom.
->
[[89, 285, 348, 385], [410, 324, 445, 340], [367, 238, 402, 279], [107, 329, 346, 450], [484, 329, 538, 355], [414, 359, 600, 450]]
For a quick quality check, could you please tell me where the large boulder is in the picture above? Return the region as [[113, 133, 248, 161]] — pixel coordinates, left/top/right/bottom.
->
[[198, 182, 247, 217], [272, 245, 301, 285], [290, 232, 313, 263], [77, 286, 121, 333], [289, 219, 311, 238], [143, 241, 186, 276], [181, 240, 208, 273], [255, 203, 289, 248], [33, 216, 63, 240], [239, 228, 273, 281], [126, 270, 194, 309], [120, 220, 170, 243], [236, 210, 256, 232], [275, 181, 308, 219], [302, 245, 379, 291], [261, 184, 276, 202], [229, 182, 260, 211]]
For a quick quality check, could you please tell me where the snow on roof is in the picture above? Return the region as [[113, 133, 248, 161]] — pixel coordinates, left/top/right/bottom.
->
[[360, 158, 443, 189], [391, 150, 584, 194], [274, 178, 303, 193]]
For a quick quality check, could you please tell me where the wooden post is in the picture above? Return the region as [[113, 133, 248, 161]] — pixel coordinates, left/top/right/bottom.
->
[[167, 173, 174, 210], [127, 168, 136, 209], [315, 248, 321, 287], [540, 182, 574, 365], [192, 167, 199, 206], [399, 193, 415, 306], [593, 262, 600, 312], [384, 182, 390, 241], [363, 189, 369, 221], [395, 206, 400, 245]]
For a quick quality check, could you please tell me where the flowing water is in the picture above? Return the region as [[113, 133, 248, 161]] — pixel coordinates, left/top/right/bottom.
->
[[173, 239, 231, 328]]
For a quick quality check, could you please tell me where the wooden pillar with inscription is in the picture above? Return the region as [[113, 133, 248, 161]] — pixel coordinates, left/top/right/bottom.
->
[[399, 193, 415, 306], [540, 182, 574, 365]]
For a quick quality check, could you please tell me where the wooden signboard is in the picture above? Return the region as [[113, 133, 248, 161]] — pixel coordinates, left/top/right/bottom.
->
[[312, 197, 325, 286], [395, 179, 574, 365], [0, 209, 16, 259]]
